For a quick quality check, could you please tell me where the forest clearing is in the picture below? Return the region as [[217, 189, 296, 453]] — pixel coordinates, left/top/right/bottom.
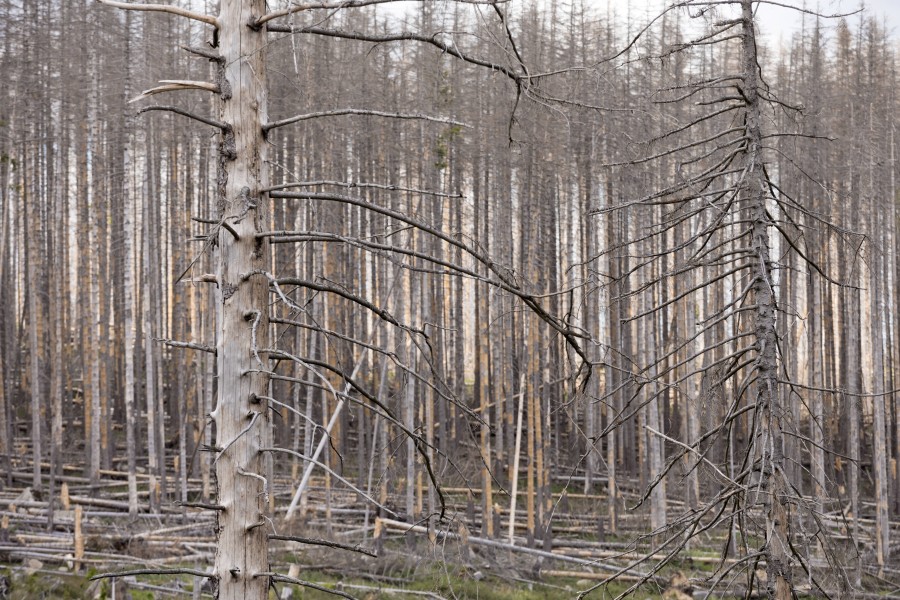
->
[[1, 0, 899, 598]]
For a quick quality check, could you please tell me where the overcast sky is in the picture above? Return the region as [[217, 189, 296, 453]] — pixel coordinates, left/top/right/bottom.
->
[[748, 0, 898, 42], [585, 0, 900, 42], [378, 1, 899, 42]]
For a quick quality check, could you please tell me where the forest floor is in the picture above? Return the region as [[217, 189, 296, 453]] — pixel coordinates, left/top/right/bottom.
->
[[0, 566, 646, 600], [0, 466, 896, 599]]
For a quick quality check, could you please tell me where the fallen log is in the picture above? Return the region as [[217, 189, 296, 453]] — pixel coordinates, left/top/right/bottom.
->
[[376, 518, 653, 578]]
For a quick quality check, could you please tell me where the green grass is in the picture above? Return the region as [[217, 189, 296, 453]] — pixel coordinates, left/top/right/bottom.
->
[[3, 569, 92, 600], [271, 567, 641, 599]]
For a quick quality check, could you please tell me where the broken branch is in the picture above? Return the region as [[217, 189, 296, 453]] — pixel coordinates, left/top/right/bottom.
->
[[95, 0, 219, 26]]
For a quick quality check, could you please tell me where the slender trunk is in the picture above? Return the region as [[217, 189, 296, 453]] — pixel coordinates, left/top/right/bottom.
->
[[869, 175, 889, 570], [25, 149, 43, 492], [88, 104, 102, 491], [892, 126, 900, 524], [122, 10, 138, 515], [475, 272, 493, 537], [508, 374, 526, 544], [525, 321, 536, 545], [405, 345, 417, 522], [143, 164, 159, 510], [49, 139, 65, 518], [49, 298, 63, 517], [647, 377, 666, 535], [807, 267, 825, 517], [0, 148, 9, 476], [683, 258, 701, 511], [845, 171, 863, 587], [533, 327, 546, 540], [605, 180, 618, 534]]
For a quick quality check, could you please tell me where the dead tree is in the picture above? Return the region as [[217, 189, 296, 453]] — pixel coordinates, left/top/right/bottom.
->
[[581, 1, 860, 599], [97, 2, 591, 599]]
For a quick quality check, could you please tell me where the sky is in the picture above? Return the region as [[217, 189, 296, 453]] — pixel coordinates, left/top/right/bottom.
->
[[751, 0, 899, 43], [377, 1, 899, 42], [631, 0, 900, 46]]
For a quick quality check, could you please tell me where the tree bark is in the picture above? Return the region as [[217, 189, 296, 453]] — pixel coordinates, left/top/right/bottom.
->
[[122, 9, 139, 516], [211, 2, 273, 598], [868, 135, 890, 569], [740, 2, 791, 597]]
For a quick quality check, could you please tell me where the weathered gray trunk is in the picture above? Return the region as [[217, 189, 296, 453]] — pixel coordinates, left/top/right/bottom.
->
[[210, 1, 272, 599], [122, 9, 138, 516], [25, 149, 43, 492], [123, 172, 138, 516], [644, 292, 666, 534], [683, 254, 701, 512], [868, 163, 889, 569], [142, 166, 159, 511], [0, 148, 9, 474], [740, 2, 791, 598], [604, 180, 618, 534], [807, 268, 825, 518]]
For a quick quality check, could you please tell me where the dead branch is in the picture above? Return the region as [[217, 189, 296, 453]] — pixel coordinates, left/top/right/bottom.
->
[[269, 534, 377, 558], [130, 80, 219, 103], [90, 567, 214, 581], [262, 180, 462, 198], [155, 338, 216, 354], [264, 26, 522, 84], [254, 0, 510, 29], [263, 109, 468, 133], [260, 573, 359, 600], [137, 105, 229, 131], [95, 0, 218, 26]]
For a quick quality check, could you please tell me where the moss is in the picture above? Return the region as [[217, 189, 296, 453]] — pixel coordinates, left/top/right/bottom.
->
[[7, 571, 92, 600]]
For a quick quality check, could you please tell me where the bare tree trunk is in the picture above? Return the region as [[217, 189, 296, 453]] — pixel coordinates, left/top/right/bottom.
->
[[405, 332, 418, 523], [471, 176, 494, 537], [683, 253, 701, 512], [740, 2, 791, 597], [869, 156, 890, 570], [210, 2, 272, 598], [646, 373, 666, 535], [122, 9, 138, 515], [25, 149, 43, 492], [0, 143, 9, 478], [604, 180, 618, 535], [143, 165, 159, 511], [807, 266, 825, 518], [88, 112, 103, 491]]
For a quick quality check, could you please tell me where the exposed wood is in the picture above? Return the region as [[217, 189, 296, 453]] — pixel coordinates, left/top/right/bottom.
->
[[208, 2, 272, 599], [95, 0, 219, 26], [508, 374, 525, 544]]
